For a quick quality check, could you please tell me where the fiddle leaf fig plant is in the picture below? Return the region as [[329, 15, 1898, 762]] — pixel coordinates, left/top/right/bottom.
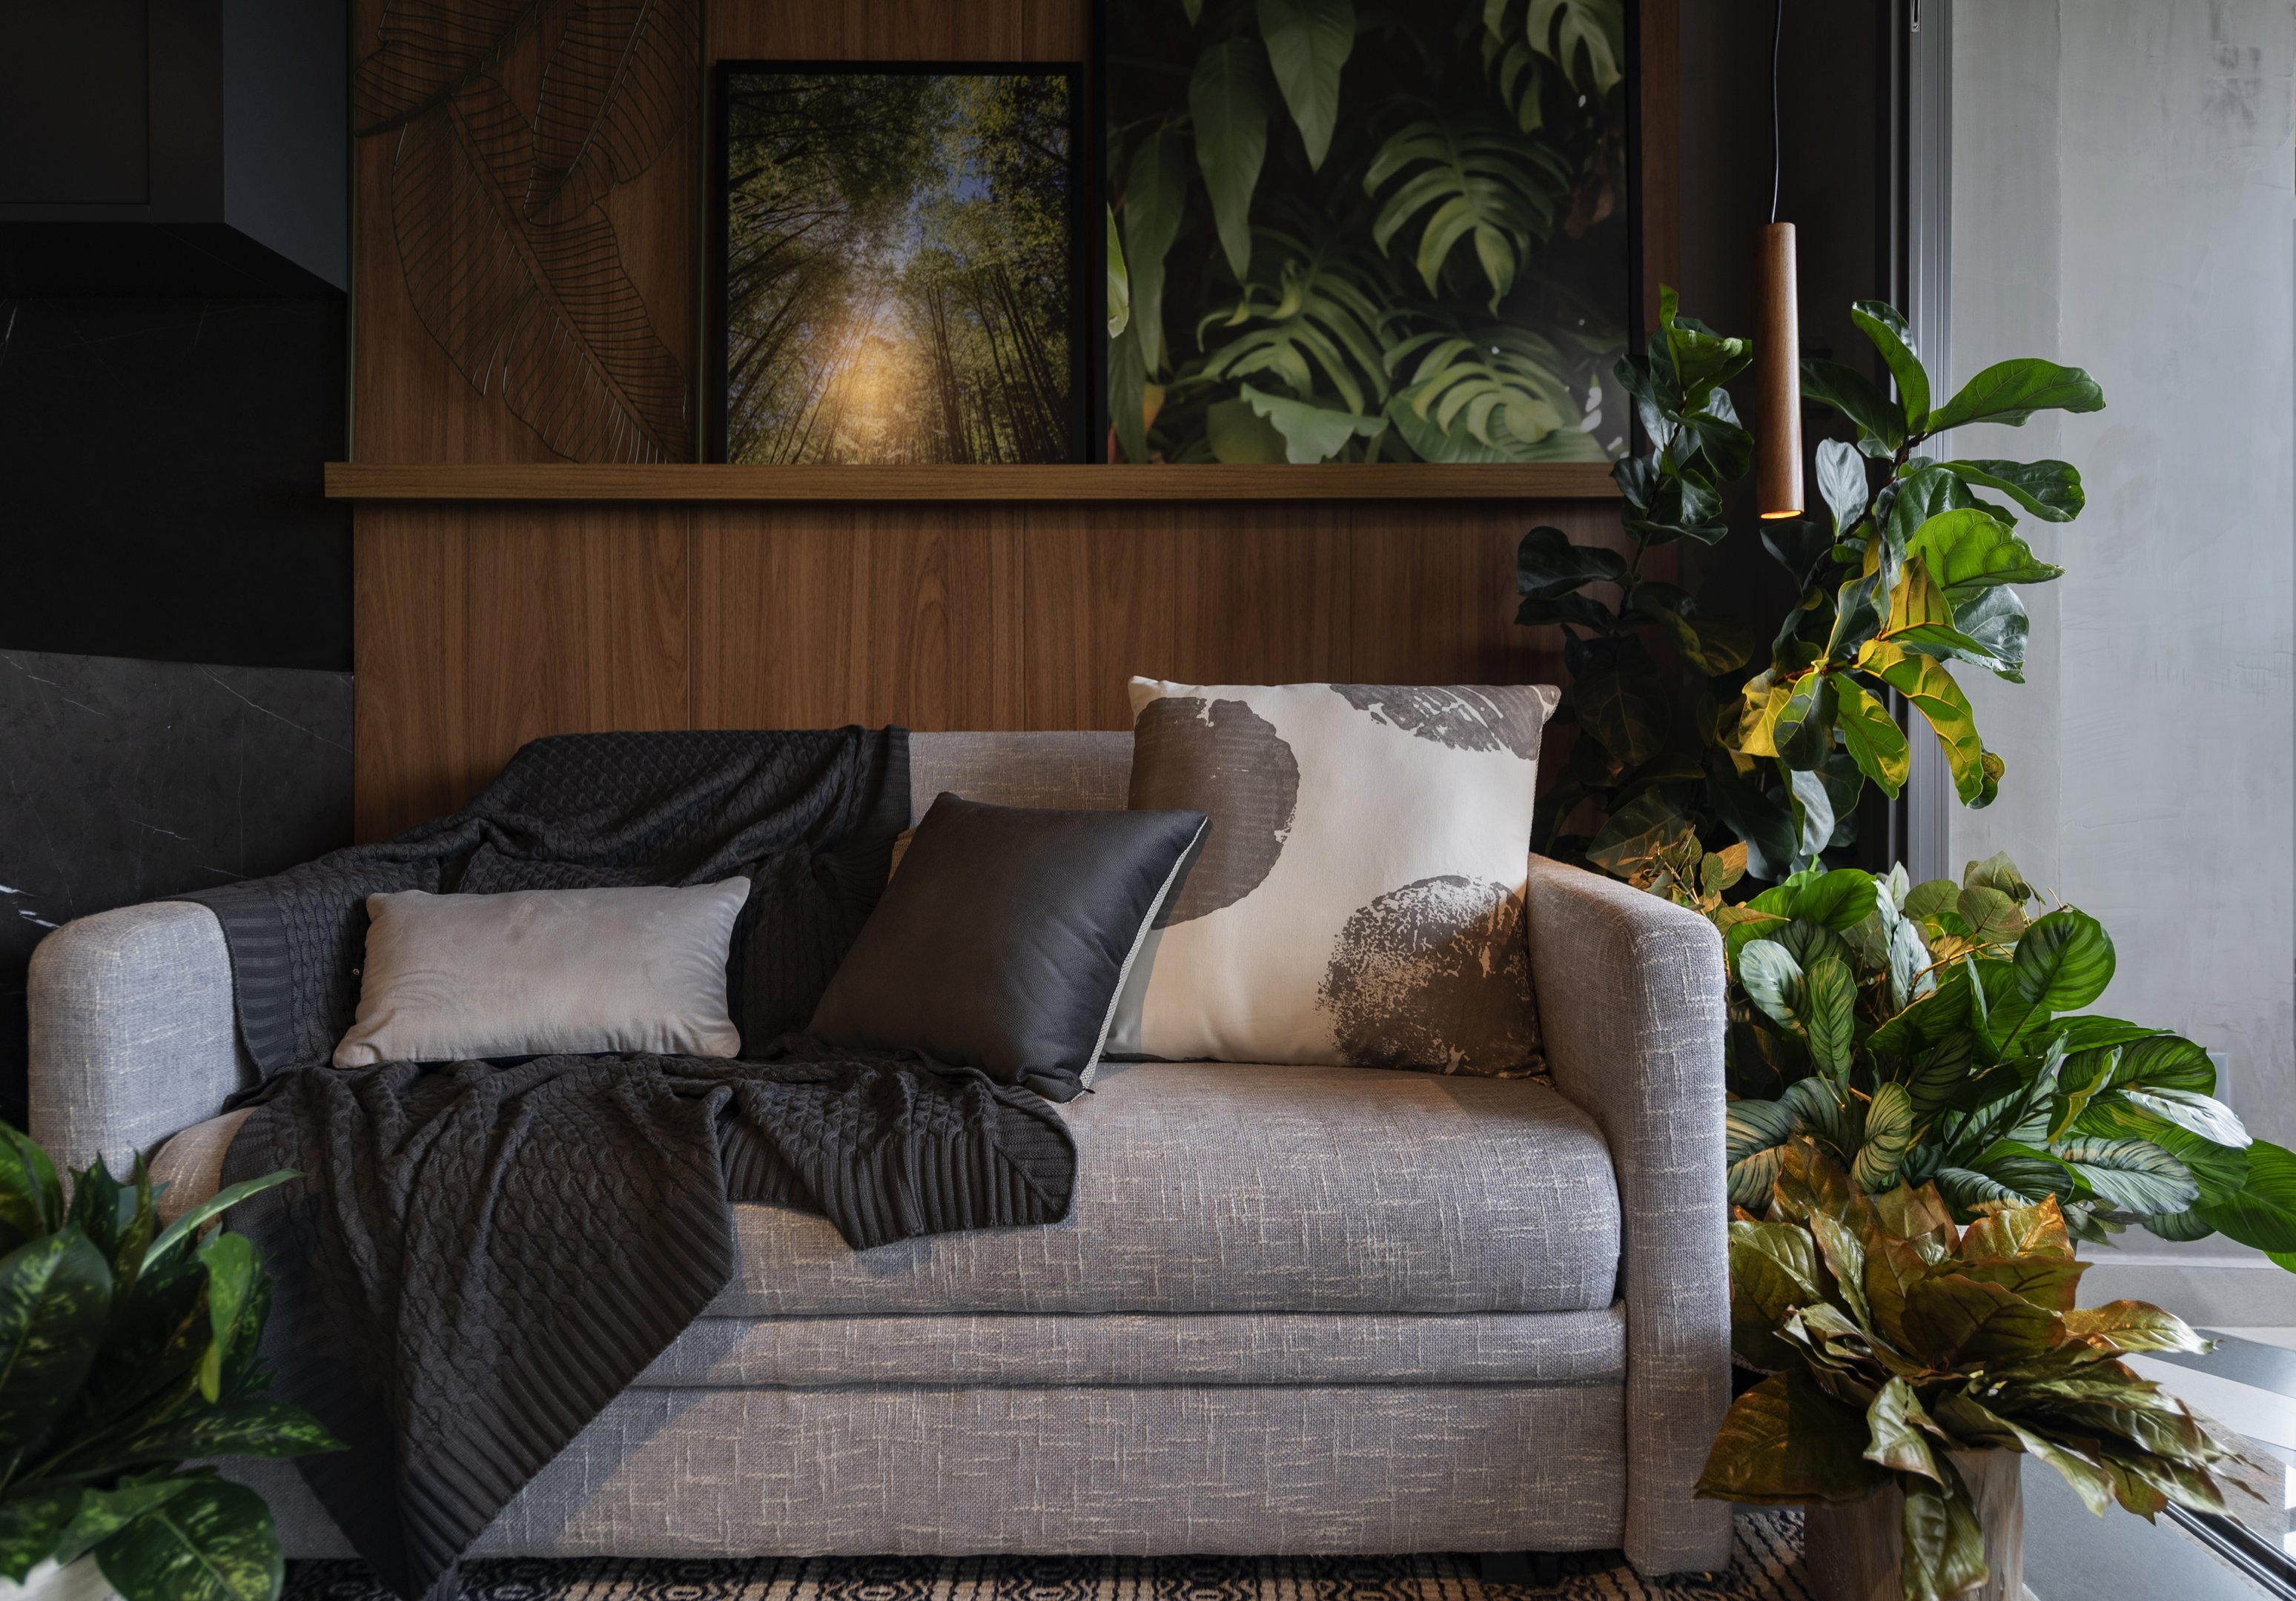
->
[[1698, 1140, 2255, 1601], [0, 1125, 338, 1601], [1523, 290, 2103, 881]]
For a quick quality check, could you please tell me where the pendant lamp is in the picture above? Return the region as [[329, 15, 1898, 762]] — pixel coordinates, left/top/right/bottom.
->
[[1757, 0, 1802, 520]]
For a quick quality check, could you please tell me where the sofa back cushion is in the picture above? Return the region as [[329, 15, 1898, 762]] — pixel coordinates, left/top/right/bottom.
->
[[1111, 679, 1558, 1076]]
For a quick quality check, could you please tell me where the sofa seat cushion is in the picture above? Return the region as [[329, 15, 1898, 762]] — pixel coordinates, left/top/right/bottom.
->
[[712, 1059, 1618, 1316], [637, 1307, 1624, 1388]]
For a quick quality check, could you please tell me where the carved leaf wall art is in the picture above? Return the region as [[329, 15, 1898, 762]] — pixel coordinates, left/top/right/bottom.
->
[[356, 0, 698, 462]]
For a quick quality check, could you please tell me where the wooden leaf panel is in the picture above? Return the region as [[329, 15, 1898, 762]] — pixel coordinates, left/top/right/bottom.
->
[[356, 0, 556, 133], [392, 78, 690, 462], [526, 0, 704, 224]]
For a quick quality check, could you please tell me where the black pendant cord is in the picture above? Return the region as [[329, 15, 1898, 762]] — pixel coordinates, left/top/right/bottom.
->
[[1769, 0, 1784, 225]]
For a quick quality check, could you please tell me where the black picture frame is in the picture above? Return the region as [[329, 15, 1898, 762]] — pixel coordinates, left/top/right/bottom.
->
[[706, 58, 1091, 465]]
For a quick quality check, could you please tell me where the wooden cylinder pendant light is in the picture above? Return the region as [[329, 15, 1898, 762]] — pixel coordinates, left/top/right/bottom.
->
[[1758, 221, 1803, 519], [1756, 0, 1802, 520]]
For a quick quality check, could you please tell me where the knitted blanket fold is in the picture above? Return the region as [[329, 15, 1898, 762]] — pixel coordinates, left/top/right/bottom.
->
[[182, 729, 1076, 1601]]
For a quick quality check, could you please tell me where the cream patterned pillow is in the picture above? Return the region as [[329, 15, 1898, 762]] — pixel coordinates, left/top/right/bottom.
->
[[1111, 677, 1557, 1075]]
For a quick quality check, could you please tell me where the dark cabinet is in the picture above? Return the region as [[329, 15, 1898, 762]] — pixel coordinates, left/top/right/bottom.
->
[[0, 0, 345, 295]]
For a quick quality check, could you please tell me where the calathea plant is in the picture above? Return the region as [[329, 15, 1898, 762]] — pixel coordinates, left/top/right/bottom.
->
[[1680, 848, 2296, 1269], [1520, 290, 2103, 881], [1698, 1139, 2253, 1601], [0, 1127, 336, 1601]]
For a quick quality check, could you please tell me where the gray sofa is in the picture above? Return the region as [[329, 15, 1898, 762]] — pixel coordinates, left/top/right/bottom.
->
[[27, 731, 1733, 1577]]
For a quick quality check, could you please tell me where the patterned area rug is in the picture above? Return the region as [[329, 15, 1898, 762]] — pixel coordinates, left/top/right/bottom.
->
[[282, 1513, 1813, 1601]]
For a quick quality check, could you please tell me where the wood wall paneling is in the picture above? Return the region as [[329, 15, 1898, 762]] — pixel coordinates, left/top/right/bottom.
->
[[345, 0, 1672, 836], [353, 504, 690, 839], [690, 504, 1025, 732]]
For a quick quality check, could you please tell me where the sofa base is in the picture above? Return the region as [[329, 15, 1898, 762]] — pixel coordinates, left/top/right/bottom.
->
[[242, 1382, 1628, 1561]]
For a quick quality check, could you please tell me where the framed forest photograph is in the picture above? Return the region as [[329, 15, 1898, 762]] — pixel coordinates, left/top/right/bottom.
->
[[709, 62, 1088, 465], [1101, 0, 1635, 465]]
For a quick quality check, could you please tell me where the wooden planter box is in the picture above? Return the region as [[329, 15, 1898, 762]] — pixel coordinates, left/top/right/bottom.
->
[[1804, 1451, 2025, 1601]]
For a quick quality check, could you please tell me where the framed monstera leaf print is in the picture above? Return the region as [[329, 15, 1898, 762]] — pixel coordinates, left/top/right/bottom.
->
[[1099, 0, 1636, 465]]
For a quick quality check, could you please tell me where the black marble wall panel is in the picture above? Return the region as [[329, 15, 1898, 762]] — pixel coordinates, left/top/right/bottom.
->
[[0, 295, 349, 672], [0, 647, 352, 1131]]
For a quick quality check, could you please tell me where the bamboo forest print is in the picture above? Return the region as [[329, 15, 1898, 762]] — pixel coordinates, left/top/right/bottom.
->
[[1105, 0, 1631, 464], [716, 67, 1085, 465]]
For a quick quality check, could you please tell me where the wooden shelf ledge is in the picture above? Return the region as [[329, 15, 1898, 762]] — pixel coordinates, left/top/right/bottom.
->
[[325, 462, 1621, 503]]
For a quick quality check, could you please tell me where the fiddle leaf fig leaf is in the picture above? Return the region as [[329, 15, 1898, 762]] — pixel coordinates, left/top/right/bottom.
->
[[1836, 677, 1910, 796], [1772, 672, 1838, 767], [1785, 766, 1837, 869], [1571, 662, 1669, 766], [1882, 465, 1976, 580], [1928, 358, 2105, 432], [1632, 581, 1758, 674], [1906, 508, 2062, 602], [1939, 459, 2085, 523], [1850, 300, 1931, 428], [1856, 642, 1991, 806], [1816, 439, 1870, 537], [1824, 572, 1889, 666], [1936, 585, 2031, 680], [1517, 524, 1627, 597], [1761, 516, 1836, 592], [1802, 358, 1907, 456], [1515, 590, 1620, 630]]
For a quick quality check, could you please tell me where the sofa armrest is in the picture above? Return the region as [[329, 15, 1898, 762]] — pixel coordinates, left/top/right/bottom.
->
[[1525, 855, 1731, 1576], [28, 902, 254, 1179]]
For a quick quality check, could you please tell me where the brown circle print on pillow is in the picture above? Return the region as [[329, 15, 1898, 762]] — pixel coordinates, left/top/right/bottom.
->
[[1329, 684, 1547, 759], [1128, 696, 1300, 926], [1317, 875, 1538, 1075]]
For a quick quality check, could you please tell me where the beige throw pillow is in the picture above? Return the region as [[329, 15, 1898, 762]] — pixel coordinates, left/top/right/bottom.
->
[[1112, 678, 1557, 1075], [334, 880, 752, 1067]]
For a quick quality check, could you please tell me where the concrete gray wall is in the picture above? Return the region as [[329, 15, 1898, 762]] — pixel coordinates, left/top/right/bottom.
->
[[1945, 1, 2295, 1146]]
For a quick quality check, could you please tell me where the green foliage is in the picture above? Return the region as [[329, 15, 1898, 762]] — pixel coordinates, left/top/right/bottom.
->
[[1107, 0, 1626, 463], [0, 1124, 332, 1601], [1698, 1142, 2252, 1601], [1681, 851, 2296, 1277], [1525, 291, 2103, 881]]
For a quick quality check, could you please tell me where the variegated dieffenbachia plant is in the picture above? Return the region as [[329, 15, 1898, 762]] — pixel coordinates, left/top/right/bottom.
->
[[1697, 1140, 2255, 1601], [0, 1127, 337, 1601], [1664, 848, 2296, 1270]]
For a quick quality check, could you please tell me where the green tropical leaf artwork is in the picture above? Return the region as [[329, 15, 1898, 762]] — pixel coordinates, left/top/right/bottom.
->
[[1104, 0, 1628, 463]]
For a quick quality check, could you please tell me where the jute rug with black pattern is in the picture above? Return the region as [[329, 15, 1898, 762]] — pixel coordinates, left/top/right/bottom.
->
[[282, 1512, 1812, 1601]]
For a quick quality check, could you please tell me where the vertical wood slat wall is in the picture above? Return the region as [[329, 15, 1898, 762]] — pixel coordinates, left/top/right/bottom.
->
[[348, 0, 1677, 841]]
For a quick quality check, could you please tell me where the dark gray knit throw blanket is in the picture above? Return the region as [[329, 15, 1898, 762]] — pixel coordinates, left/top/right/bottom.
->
[[180, 729, 1077, 1601]]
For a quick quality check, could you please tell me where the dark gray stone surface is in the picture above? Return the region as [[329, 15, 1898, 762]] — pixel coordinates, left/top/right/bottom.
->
[[0, 647, 351, 1129]]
